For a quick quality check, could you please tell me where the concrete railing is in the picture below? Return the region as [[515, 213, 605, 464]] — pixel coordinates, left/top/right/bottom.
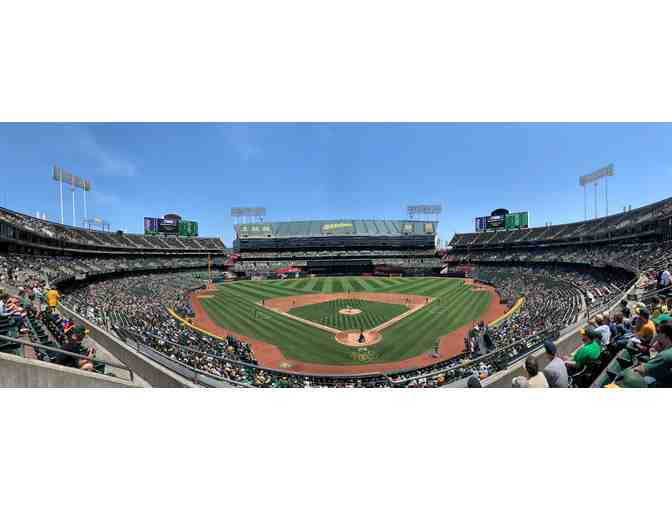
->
[[57, 304, 196, 388], [0, 351, 138, 388]]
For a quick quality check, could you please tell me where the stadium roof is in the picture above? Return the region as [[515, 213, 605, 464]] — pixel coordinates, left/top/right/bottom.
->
[[235, 219, 438, 238]]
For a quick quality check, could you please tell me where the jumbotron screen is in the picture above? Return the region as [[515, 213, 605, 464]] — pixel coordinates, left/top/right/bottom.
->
[[158, 218, 179, 234], [475, 211, 528, 232]]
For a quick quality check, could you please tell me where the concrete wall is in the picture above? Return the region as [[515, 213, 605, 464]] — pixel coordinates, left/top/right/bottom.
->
[[0, 352, 138, 388], [486, 328, 583, 388], [485, 284, 636, 388]]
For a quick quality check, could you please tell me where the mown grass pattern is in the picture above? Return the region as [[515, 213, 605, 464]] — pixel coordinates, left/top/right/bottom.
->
[[289, 298, 408, 331], [200, 277, 491, 365]]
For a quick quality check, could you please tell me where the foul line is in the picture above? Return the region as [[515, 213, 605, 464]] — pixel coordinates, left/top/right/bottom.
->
[[490, 297, 524, 327], [166, 307, 228, 342]]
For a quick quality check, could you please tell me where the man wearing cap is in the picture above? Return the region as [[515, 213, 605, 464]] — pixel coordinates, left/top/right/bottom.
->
[[650, 322, 672, 354], [542, 340, 569, 388], [564, 328, 601, 374]]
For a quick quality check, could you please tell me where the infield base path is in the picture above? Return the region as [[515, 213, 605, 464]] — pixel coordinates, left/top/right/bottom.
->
[[189, 279, 509, 376]]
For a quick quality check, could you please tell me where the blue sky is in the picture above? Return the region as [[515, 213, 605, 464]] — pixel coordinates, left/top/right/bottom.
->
[[1, 123, 670, 246]]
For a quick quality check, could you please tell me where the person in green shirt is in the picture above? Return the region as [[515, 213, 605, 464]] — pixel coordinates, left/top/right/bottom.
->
[[634, 348, 672, 387], [565, 328, 602, 373]]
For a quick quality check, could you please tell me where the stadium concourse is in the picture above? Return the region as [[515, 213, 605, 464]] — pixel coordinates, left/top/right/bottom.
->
[[1, 203, 672, 388]]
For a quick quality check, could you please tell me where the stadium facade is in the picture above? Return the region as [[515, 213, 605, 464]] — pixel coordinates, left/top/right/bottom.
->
[[232, 219, 442, 276]]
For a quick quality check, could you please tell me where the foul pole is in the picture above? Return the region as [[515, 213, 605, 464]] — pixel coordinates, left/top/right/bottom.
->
[[208, 254, 212, 285]]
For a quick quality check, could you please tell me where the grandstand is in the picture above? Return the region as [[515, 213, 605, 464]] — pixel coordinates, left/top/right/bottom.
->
[[233, 219, 441, 276], [449, 195, 672, 250], [0, 206, 227, 253], [2, 194, 672, 388]]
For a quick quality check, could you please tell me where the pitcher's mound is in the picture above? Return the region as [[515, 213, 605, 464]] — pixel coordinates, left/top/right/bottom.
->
[[338, 308, 362, 316], [335, 330, 382, 347]]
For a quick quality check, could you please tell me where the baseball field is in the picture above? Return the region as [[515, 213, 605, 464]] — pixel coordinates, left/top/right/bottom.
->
[[190, 276, 506, 372]]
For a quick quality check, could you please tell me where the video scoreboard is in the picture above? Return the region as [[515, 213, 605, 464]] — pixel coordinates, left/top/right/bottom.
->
[[144, 217, 199, 236], [475, 211, 529, 232]]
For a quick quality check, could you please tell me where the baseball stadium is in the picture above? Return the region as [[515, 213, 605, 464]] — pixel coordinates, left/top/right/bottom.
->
[[2, 186, 672, 389], [2, 124, 672, 389]]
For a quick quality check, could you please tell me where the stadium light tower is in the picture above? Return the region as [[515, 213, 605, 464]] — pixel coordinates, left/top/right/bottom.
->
[[407, 204, 442, 221], [579, 164, 614, 220], [53, 166, 92, 226]]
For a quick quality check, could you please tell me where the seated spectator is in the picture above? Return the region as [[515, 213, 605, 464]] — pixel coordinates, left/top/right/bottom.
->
[[633, 344, 672, 386], [620, 299, 632, 320], [650, 323, 672, 355], [53, 325, 95, 371], [512, 376, 530, 388], [611, 312, 630, 336], [541, 340, 569, 388], [634, 307, 656, 340], [652, 297, 668, 319], [654, 313, 671, 328], [466, 375, 482, 388], [610, 312, 633, 349], [524, 355, 549, 387], [593, 314, 612, 346], [564, 328, 602, 374]]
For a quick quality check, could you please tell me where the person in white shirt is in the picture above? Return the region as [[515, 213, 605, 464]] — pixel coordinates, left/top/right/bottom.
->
[[661, 269, 671, 288], [524, 355, 549, 388], [593, 314, 612, 346]]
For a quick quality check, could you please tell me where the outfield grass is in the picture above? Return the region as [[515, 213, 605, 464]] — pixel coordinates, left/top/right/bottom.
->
[[289, 298, 408, 331], [199, 276, 491, 366]]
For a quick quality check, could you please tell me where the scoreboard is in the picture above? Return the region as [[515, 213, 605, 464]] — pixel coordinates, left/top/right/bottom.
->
[[178, 220, 199, 237], [144, 216, 199, 236], [505, 211, 529, 230], [158, 218, 179, 234], [475, 211, 528, 232]]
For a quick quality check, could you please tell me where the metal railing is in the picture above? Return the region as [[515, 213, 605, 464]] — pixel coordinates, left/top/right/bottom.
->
[[0, 333, 135, 382], [638, 284, 672, 304]]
